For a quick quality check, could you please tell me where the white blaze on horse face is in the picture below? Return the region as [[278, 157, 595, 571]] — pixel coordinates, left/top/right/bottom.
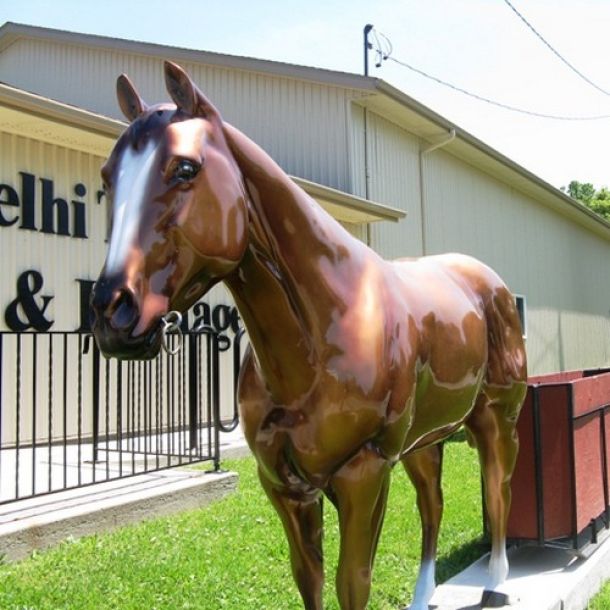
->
[[105, 141, 158, 275]]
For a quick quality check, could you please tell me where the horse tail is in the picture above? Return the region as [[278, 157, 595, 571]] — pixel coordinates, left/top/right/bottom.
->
[[483, 282, 527, 388]]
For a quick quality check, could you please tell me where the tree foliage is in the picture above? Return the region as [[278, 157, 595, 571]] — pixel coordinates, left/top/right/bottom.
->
[[562, 180, 610, 222]]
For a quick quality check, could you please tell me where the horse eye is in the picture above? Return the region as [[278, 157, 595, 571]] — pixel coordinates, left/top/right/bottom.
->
[[174, 160, 200, 183]]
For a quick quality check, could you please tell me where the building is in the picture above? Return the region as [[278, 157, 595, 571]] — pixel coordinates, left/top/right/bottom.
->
[[0, 21, 608, 377]]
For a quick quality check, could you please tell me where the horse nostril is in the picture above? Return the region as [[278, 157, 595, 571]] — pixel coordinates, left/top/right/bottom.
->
[[109, 289, 138, 332]]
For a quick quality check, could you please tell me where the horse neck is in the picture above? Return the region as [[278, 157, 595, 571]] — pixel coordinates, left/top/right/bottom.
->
[[223, 124, 370, 401]]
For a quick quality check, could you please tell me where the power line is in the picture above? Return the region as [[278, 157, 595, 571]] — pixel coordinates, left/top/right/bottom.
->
[[367, 27, 610, 121], [386, 56, 610, 121], [502, 0, 610, 97]]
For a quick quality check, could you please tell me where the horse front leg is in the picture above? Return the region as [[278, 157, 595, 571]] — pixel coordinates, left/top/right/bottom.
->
[[466, 387, 523, 607], [402, 443, 444, 610], [328, 444, 391, 610], [258, 469, 324, 610]]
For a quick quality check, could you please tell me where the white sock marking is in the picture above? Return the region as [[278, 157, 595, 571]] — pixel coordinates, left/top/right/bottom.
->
[[486, 545, 509, 591], [410, 559, 436, 610]]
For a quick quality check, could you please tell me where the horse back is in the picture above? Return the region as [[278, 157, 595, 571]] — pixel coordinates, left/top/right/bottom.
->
[[391, 253, 526, 383], [382, 253, 526, 453]]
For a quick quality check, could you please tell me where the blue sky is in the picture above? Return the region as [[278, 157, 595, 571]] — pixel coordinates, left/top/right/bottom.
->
[[2, 0, 609, 190]]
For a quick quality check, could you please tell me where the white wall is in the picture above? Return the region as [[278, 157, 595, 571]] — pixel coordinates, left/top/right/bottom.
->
[[350, 108, 610, 374], [351, 105, 423, 257], [0, 38, 358, 192], [0, 130, 106, 331], [3, 37, 610, 377], [423, 150, 610, 374]]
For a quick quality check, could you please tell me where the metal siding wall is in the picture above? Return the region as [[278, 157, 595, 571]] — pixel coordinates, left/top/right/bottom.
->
[[349, 103, 367, 199], [3, 39, 609, 379], [0, 130, 106, 332], [0, 39, 353, 191], [0, 130, 242, 444], [0, 131, 106, 445], [423, 150, 610, 375], [351, 107, 422, 258]]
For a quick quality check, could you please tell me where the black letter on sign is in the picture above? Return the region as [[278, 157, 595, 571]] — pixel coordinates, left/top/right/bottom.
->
[[5, 270, 54, 331], [41, 178, 70, 236], [75, 278, 95, 332], [0, 184, 19, 226]]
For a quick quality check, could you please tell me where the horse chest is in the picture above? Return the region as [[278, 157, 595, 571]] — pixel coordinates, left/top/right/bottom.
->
[[249, 390, 389, 489]]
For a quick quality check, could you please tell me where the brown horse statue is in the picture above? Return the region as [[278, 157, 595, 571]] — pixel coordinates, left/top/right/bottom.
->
[[91, 61, 527, 610]]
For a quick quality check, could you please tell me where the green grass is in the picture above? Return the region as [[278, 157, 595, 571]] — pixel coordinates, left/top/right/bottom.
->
[[0, 438, 486, 610], [590, 581, 610, 609]]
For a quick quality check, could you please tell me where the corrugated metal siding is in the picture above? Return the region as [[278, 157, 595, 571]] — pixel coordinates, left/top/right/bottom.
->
[[423, 150, 610, 374], [0, 38, 355, 191], [349, 104, 367, 199], [0, 130, 241, 443], [0, 131, 105, 445], [351, 106, 422, 258], [2, 37, 610, 379], [0, 130, 106, 331]]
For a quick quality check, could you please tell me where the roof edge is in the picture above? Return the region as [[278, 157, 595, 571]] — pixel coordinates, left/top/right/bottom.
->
[[0, 22, 375, 92], [292, 176, 405, 223], [1, 22, 607, 238], [373, 80, 610, 238], [0, 81, 126, 138]]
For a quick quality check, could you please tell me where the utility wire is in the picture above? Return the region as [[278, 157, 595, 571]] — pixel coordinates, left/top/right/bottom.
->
[[368, 27, 610, 121], [372, 29, 393, 68], [503, 0, 610, 97], [386, 55, 610, 121]]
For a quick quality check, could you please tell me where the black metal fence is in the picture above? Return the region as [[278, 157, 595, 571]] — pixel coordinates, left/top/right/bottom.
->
[[0, 327, 243, 506]]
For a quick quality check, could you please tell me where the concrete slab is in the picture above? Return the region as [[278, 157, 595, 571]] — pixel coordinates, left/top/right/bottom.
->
[[0, 467, 237, 562], [0, 426, 250, 505], [431, 537, 610, 610], [0, 427, 250, 562]]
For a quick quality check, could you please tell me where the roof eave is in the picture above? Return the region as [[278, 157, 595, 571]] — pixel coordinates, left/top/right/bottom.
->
[[0, 21, 375, 92], [0, 81, 125, 139], [370, 80, 610, 240]]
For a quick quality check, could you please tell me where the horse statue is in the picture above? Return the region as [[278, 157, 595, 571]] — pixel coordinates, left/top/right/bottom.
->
[[90, 61, 527, 610]]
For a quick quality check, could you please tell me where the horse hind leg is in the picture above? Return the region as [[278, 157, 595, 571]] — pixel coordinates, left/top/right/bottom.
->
[[402, 442, 444, 610], [465, 382, 525, 607]]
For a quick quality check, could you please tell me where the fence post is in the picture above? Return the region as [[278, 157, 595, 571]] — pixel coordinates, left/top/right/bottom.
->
[[212, 333, 221, 471], [92, 340, 100, 463], [188, 332, 198, 451]]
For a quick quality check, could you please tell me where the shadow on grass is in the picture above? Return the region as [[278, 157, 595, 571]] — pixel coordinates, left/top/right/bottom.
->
[[447, 429, 468, 443], [436, 536, 489, 584]]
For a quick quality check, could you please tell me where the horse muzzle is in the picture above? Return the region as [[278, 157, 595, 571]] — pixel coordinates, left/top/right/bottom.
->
[[90, 277, 164, 360]]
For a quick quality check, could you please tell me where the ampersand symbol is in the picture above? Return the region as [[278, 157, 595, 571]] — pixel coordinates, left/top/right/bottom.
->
[[5, 270, 54, 331]]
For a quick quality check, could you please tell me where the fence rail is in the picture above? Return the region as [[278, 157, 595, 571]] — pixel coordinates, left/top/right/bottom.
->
[[0, 327, 241, 506]]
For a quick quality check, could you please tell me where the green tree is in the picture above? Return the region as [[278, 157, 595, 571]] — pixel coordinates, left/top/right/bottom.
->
[[562, 180, 610, 222]]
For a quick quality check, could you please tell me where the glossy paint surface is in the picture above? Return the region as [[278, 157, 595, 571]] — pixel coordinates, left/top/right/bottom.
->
[[90, 62, 527, 610], [105, 141, 158, 275]]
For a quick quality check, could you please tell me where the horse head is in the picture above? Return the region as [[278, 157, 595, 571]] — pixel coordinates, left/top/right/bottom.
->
[[90, 62, 249, 359]]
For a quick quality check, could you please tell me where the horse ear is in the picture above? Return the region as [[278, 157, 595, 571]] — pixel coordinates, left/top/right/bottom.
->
[[164, 60, 220, 120], [116, 74, 147, 122]]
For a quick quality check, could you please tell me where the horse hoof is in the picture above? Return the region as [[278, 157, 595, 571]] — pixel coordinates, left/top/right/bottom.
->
[[480, 589, 513, 607]]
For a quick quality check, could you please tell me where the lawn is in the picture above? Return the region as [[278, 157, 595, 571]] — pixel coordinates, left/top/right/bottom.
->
[[591, 581, 610, 609], [0, 436, 486, 610]]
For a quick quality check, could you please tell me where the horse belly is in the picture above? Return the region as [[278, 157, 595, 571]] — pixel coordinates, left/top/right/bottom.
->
[[401, 364, 484, 453]]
